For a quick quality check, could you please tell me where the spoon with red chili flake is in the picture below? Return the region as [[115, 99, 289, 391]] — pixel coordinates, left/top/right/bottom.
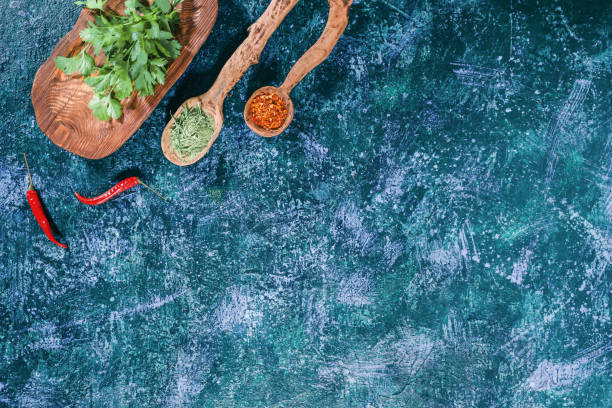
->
[[74, 176, 167, 205], [244, 0, 353, 137], [23, 153, 67, 248]]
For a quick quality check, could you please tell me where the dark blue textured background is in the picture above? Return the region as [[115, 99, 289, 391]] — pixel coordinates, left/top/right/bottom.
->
[[1, 0, 611, 406]]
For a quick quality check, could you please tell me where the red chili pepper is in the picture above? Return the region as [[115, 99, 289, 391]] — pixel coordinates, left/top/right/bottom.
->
[[24, 154, 67, 249], [74, 176, 167, 205]]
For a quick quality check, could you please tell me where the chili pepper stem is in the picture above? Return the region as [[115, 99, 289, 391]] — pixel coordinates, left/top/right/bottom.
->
[[23, 153, 34, 190], [138, 179, 168, 201]]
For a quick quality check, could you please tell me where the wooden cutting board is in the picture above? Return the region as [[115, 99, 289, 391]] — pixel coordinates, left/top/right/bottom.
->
[[31, 0, 218, 160]]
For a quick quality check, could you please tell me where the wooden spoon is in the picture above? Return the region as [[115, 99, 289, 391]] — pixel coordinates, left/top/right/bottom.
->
[[161, 0, 300, 166], [244, 0, 353, 138]]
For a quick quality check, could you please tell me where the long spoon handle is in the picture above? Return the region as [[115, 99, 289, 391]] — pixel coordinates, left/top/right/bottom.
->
[[202, 0, 300, 106], [279, 0, 353, 94]]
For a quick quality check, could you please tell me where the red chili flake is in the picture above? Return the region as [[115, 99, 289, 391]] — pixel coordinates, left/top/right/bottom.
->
[[249, 92, 289, 130]]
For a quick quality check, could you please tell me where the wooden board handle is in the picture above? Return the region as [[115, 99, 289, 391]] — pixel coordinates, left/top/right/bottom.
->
[[279, 0, 352, 94], [202, 0, 299, 106]]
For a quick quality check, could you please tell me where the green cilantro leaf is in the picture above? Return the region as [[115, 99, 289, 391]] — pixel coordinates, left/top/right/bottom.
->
[[107, 95, 123, 119], [88, 94, 123, 121], [77, 52, 96, 76], [155, 0, 171, 14], [88, 94, 111, 121], [134, 70, 155, 96], [112, 64, 133, 100], [54, 51, 95, 76], [124, 0, 141, 14], [75, 0, 107, 11], [54, 55, 80, 75], [84, 72, 111, 94], [80, 24, 105, 55], [148, 21, 161, 38]]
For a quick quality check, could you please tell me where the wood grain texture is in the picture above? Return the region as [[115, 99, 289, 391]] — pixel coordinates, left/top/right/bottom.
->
[[244, 0, 353, 138], [31, 0, 218, 160], [161, 0, 300, 166]]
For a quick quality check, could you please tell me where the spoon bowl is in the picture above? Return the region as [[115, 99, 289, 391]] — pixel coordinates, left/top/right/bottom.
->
[[244, 86, 294, 138], [161, 96, 223, 166]]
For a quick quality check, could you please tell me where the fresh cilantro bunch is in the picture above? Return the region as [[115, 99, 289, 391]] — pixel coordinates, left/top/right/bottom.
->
[[54, 0, 183, 121]]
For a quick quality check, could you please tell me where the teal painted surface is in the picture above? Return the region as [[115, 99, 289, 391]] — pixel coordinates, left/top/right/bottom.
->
[[1, 0, 611, 406]]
